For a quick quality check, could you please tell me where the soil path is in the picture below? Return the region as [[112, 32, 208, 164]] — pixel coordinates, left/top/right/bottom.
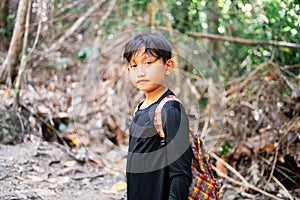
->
[[0, 137, 127, 200]]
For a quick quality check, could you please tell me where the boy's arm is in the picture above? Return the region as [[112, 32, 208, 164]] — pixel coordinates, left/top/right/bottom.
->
[[162, 101, 192, 199], [169, 175, 191, 199]]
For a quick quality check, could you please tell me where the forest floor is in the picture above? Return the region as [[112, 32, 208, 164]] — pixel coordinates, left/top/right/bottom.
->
[[0, 136, 127, 200]]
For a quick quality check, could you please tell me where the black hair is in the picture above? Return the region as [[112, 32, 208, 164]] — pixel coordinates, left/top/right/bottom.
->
[[123, 33, 172, 64]]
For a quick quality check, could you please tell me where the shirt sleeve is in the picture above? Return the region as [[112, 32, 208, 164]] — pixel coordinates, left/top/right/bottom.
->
[[161, 101, 192, 199]]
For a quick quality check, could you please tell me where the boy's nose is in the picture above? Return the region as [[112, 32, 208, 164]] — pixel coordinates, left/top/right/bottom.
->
[[136, 65, 146, 77]]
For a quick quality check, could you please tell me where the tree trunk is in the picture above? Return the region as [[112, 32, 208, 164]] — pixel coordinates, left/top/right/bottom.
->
[[0, 0, 9, 52], [207, 0, 220, 61], [146, 0, 159, 27], [0, 0, 28, 85]]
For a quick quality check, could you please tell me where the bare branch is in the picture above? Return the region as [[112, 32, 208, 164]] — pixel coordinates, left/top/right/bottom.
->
[[188, 32, 300, 49], [0, 0, 28, 85], [14, 0, 32, 107], [48, 0, 106, 52], [211, 152, 283, 200], [98, 0, 117, 26], [14, 0, 43, 107]]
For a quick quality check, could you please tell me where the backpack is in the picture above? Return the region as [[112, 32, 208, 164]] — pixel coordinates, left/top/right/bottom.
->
[[154, 95, 221, 200]]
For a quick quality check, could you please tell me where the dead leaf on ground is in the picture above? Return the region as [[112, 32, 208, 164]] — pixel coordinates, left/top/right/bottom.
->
[[100, 188, 118, 195], [112, 181, 127, 191], [64, 160, 77, 167], [215, 158, 227, 176], [0, 156, 13, 160], [37, 104, 51, 114], [17, 188, 56, 196], [27, 175, 44, 182]]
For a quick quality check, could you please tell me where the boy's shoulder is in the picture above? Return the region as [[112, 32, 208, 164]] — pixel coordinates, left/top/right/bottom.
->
[[133, 90, 182, 115], [157, 93, 184, 113]]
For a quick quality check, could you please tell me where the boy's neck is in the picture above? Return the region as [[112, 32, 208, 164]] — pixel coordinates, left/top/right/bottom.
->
[[141, 86, 168, 109]]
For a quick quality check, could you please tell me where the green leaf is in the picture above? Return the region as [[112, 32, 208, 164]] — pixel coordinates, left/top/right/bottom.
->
[[0, 28, 6, 34], [77, 47, 92, 61], [198, 97, 208, 108], [219, 140, 232, 157], [283, 26, 291, 32], [77, 49, 87, 60], [282, 87, 292, 96]]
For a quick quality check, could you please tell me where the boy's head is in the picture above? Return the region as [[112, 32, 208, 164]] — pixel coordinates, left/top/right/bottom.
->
[[123, 33, 172, 64]]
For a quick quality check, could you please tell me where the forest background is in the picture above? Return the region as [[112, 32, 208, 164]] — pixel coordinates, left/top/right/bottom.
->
[[0, 0, 299, 199]]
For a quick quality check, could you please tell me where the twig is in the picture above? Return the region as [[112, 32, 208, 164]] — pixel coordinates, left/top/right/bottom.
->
[[53, 1, 82, 19], [13, 0, 32, 107], [274, 65, 299, 95], [266, 144, 279, 185], [30, 12, 103, 28], [261, 157, 298, 185], [204, 134, 233, 142], [226, 61, 275, 110], [284, 63, 300, 70], [212, 165, 283, 200], [200, 116, 210, 140], [187, 31, 300, 49], [210, 152, 250, 189], [226, 61, 272, 97], [0, 0, 28, 85], [20, 102, 68, 147], [29, 2, 43, 54], [14, 0, 44, 106], [272, 176, 293, 200], [48, 0, 106, 52], [98, 0, 117, 26]]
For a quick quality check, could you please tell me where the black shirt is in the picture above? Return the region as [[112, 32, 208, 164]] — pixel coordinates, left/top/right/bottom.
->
[[127, 89, 192, 200]]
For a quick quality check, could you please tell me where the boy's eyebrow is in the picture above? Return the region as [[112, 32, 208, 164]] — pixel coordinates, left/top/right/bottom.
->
[[130, 53, 157, 63]]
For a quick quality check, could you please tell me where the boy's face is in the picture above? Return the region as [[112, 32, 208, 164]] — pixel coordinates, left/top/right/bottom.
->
[[127, 48, 174, 94]]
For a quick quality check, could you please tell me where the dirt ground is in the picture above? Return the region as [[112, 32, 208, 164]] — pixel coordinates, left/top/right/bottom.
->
[[0, 135, 127, 200]]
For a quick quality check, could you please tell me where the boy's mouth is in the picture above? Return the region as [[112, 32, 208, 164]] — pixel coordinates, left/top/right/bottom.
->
[[136, 79, 149, 84]]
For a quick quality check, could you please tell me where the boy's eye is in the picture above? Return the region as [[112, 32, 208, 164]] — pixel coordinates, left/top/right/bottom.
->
[[145, 62, 153, 65]]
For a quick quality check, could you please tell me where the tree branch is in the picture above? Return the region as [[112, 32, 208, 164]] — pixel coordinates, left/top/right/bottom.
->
[[0, 0, 28, 85], [14, 0, 32, 107], [188, 32, 300, 49], [48, 0, 106, 52], [211, 152, 283, 200]]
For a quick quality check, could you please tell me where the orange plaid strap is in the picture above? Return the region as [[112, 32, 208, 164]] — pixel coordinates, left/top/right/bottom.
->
[[154, 95, 180, 145]]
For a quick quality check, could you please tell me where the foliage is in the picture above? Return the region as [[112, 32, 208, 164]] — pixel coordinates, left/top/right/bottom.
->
[[108, 0, 300, 80]]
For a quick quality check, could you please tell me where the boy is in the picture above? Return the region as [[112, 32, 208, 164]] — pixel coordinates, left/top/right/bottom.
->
[[124, 33, 193, 200]]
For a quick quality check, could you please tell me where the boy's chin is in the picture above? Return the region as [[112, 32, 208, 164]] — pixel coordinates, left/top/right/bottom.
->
[[137, 84, 165, 93]]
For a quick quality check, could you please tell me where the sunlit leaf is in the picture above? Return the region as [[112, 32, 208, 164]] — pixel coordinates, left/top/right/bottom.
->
[[112, 181, 127, 191], [64, 160, 77, 167], [27, 175, 44, 182]]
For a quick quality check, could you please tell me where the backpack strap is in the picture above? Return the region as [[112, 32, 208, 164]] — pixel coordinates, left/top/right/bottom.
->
[[154, 95, 210, 175], [154, 95, 180, 146]]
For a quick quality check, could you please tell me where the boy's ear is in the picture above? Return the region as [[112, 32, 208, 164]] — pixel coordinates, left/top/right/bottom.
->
[[165, 59, 175, 75]]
